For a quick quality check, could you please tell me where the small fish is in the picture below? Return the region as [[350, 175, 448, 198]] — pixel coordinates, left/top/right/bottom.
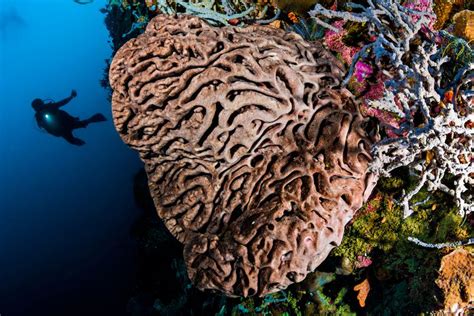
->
[[287, 12, 299, 23], [228, 18, 240, 26], [443, 89, 454, 103], [73, 0, 94, 4], [0, 6, 26, 32]]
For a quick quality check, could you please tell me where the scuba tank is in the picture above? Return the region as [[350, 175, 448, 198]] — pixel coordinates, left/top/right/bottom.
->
[[34, 98, 65, 136]]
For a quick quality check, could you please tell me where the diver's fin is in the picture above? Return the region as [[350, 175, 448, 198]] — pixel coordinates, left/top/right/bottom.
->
[[87, 113, 107, 123], [63, 133, 85, 146]]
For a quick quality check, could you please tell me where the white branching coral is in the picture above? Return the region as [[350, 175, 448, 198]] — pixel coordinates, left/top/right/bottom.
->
[[310, 0, 473, 218], [154, 0, 280, 26]]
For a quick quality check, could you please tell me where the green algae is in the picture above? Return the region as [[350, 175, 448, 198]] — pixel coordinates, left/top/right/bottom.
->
[[331, 172, 473, 314], [335, 174, 472, 262], [226, 291, 304, 316], [224, 276, 355, 316], [439, 30, 474, 89]]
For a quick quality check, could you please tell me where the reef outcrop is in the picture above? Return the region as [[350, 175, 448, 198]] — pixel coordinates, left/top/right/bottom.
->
[[436, 248, 474, 314], [109, 14, 378, 297]]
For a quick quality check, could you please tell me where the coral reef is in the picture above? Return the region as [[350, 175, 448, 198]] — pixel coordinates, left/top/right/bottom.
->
[[102, 0, 474, 313], [110, 14, 379, 297], [310, 0, 473, 219], [212, 172, 472, 315], [143, 0, 280, 26], [328, 174, 472, 314]]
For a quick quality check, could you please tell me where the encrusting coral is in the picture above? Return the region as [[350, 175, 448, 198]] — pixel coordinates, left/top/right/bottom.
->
[[452, 9, 474, 42], [435, 248, 473, 314], [109, 14, 379, 297], [433, 0, 465, 30]]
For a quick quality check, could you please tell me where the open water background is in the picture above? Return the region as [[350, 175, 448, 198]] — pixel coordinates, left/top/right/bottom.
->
[[0, 1, 143, 315]]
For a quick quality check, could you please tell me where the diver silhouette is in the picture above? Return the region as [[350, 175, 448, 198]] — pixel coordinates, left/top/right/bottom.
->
[[32, 90, 106, 146]]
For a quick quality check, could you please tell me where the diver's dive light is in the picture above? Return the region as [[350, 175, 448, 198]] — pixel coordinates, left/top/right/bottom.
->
[[43, 113, 55, 127]]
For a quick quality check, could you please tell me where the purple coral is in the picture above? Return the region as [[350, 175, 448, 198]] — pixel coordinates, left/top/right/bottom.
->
[[354, 62, 373, 82]]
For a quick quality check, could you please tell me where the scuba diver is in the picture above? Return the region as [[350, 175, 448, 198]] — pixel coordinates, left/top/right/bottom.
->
[[32, 90, 106, 146]]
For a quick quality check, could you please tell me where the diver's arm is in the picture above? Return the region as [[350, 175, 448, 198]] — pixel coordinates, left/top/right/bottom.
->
[[49, 90, 77, 109]]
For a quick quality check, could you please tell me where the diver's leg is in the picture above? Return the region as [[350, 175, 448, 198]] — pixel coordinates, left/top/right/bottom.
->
[[62, 131, 85, 146], [73, 120, 88, 129], [86, 113, 107, 124], [72, 114, 106, 130]]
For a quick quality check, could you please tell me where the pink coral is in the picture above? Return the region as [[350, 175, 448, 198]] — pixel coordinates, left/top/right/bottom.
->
[[362, 106, 402, 137], [364, 75, 385, 101], [402, 0, 436, 30], [324, 20, 360, 65], [359, 74, 405, 138], [323, 9, 415, 138], [355, 255, 373, 268]]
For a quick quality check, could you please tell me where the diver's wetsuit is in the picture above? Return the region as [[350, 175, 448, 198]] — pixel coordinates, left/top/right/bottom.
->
[[33, 92, 106, 145], [35, 107, 89, 145]]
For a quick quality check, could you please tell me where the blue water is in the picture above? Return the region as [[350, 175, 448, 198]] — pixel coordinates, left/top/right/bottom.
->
[[0, 1, 143, 315]]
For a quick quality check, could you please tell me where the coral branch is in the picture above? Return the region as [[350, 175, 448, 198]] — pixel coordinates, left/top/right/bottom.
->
[[408, 237, 474, 249], [175, 0, 255, 25]]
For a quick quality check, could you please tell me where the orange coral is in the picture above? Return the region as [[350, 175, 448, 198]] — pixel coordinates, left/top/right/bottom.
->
[[268, 19, 282, 29], [288, 12, 299, 23], [433, 0, 465, 30], [435, 248, 474, 314], [452, 10, 474, 42], [145, 0, 155, 7], [444, 89, 454, 103], [354, 278, 370, 308]]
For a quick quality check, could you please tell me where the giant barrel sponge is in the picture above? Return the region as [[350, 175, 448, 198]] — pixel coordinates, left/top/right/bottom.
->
[[109, 14, 379, 297]]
